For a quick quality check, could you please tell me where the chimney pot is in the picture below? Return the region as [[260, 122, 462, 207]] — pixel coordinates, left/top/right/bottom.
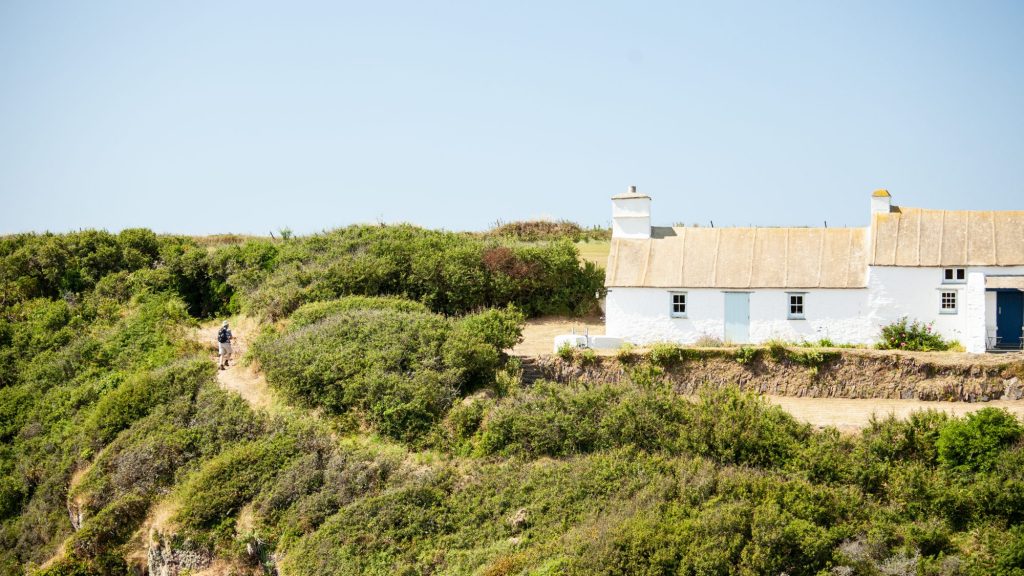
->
[[628, 185, 637, 195]]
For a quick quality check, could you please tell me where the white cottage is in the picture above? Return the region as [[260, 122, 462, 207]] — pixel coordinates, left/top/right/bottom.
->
[[604, 187, 1024, 354]]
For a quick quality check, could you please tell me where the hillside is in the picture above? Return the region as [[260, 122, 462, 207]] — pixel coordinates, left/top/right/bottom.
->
[[2, 224, 1024, 576]]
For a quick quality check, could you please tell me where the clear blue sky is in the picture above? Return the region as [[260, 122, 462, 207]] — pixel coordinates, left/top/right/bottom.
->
[[2, 1, 1023, 235]]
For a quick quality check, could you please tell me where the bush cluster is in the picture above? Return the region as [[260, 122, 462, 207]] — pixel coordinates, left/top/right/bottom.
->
[[242, 224, 604, 319], [878, 317, 953, 351], [7, 227, 1024, 576], [289, 296, 430, 328], [253, 305, 524, 443], [483, 220, 610, 242], [474, 384, 810, 465]]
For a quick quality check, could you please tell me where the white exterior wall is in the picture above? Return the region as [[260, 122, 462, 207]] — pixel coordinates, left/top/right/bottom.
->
[[985, 291, 998, 341], [605, 287, 874, 345], [605, 265, 1024, 351], [866, 266, 1024, 353]]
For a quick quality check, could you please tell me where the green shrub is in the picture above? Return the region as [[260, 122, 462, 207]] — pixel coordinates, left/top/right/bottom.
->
[[477, 382, 621, 457], [680, 387, 810, 468], [80, 358, 211, 449], [443, 307, 524, 389], [648, 343, 681, 367], [366, 371, 458, 444], [240, 225, 604, 319], [254, 309, 451, 413], [484, 220, 596, 242], [175, 436, 297, 530], [556, 342, 575, 361], [69, 494, 149, 558], [765, 340, 790, 362], [735, 346, 760, 364], [789, 349, 840, 375], [627, 362, 664, 389], [878, 317, 951, 352], [600, 388, 689, 453], [936, 408, 1023, 474], [445, 397, 491, 447], [615, 343, 637, 364], [455, 306, 525, 351], [851, 410, 950, 495], [255, 306, 519, 442], [476, 382, 695, 458], [0, 475, 26, 521], [33, 555, 129, 576], [290, 296, 430, 327]]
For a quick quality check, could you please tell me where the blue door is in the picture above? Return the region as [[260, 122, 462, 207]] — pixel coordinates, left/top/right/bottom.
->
[[997, 291, 1024, 347], [724, 292, 750, 343]]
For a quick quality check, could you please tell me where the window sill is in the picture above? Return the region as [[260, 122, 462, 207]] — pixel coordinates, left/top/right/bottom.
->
[[670, 314, 688, 319], [787, 315, 806, 320], [939, 310, 958, 315]]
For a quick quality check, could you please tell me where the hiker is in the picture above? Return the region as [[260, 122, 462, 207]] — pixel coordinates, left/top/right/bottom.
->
[[217, 321, 234, 370]]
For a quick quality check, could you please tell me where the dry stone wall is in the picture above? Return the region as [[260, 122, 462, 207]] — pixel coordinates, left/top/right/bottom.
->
[[531, 351, 1024, 402]]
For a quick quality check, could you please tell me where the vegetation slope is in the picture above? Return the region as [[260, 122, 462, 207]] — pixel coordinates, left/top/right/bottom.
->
[[1, 225, 1023, 576]]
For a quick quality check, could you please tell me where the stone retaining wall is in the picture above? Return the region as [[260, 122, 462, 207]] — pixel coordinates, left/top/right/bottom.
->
[[529, 351, 1024, 402]]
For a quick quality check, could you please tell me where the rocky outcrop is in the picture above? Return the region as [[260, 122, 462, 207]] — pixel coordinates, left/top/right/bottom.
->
[[147, 536, 212, 576], [530, 351, 1024, 403]]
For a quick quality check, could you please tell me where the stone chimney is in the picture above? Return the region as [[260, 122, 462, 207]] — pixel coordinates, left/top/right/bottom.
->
[[871, 189, 892, 214], [611, 185, 651, 239]]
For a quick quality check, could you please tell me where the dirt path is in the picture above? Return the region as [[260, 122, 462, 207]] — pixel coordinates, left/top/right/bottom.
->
[[193, 316, 278, 413], [767, 395, 1024, 432]]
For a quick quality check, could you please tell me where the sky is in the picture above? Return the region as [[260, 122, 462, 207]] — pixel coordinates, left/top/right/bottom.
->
[[1, 1, 1023, 236]]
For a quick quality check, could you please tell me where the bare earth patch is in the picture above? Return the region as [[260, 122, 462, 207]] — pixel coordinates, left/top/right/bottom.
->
[[513, 316, 605, 356], [767, 395, 1024, 433]]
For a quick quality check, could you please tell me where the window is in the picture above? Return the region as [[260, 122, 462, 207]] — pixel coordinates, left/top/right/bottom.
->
[[670, 292, 687, 318], [787, 293, 805, 319], [940, 290, 958, 314], [943, 268, 966, 283]]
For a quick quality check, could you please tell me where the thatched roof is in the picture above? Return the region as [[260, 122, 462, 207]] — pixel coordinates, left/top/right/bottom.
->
[[869, 207, 1024, 267], [605, 226, 868, 289], [605, 205, 1024, 289]]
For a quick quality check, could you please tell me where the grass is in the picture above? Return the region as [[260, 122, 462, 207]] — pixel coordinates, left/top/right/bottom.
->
[[575, 239, 611, 268]]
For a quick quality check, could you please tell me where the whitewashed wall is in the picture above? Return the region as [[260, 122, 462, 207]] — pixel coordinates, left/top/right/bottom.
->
[[605, 287, 873, 345], [985, 291, 998, 339], [605, 265, 1024, 352], [866, 266, 1024, 353]]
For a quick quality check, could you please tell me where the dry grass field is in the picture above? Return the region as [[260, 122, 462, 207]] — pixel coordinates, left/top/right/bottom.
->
[[575, 239, 611, 268]]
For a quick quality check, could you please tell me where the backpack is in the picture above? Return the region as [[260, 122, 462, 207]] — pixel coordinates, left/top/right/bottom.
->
[[217, 327, 229, 343]]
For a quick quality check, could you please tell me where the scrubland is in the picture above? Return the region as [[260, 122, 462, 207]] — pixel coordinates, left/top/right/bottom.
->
[[1, 225, 1023, 576]]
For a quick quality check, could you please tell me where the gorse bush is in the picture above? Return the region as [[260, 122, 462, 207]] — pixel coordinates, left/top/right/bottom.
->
[[289, 296, 430, 328], [242, 224, 604, 319], [483, 220, 609, 242], [936, 407, 1023, 474], [253, 304, 523, 443], [473, 383, 809, 466], [8, 227, 1024, 576], [175, 436, 298, 530], [0, 230, 250, 319], [878, 317, 952, 351], [681, 387, 812, 468]]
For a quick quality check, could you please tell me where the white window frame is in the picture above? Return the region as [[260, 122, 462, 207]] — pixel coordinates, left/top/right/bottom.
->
[[787, 292, 806, 320], [939, 288, 959, 314], [942, 268, 966, 284], [670, 291, 687, 318]]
